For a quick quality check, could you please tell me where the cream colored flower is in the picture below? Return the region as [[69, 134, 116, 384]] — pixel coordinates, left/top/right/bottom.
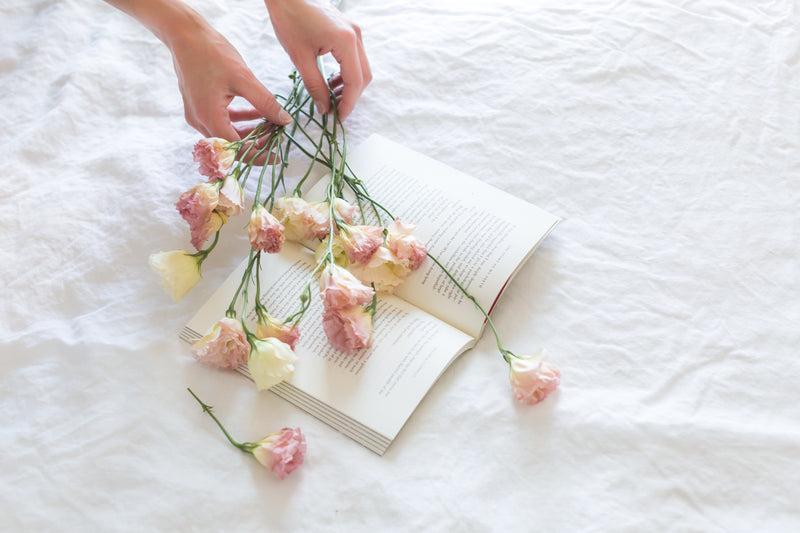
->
[[248, 337, 297, 391], [217, 175, 244, 217], [148, 250, 202, 301], [272, 197, 358, 242], [348, 246, 409, 293], [272, 196, 327, 241]]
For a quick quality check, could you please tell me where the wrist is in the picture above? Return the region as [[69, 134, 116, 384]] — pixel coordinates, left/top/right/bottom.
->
[[140, 0, 211, 48]]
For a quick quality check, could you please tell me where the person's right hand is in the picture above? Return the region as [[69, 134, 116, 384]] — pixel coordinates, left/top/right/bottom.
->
[[265, 0, 371, 120], [167, 12, 292, 141]]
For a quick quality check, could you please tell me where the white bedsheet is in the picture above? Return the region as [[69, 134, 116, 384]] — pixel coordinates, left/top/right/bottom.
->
[[2, 0, 799, 530]]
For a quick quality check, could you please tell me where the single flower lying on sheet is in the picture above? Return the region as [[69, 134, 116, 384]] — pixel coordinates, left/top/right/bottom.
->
[[187, 388, 306, 480]]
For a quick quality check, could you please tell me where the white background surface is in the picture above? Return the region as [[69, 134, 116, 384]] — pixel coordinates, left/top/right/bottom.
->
[[1, 0, 799, 531]]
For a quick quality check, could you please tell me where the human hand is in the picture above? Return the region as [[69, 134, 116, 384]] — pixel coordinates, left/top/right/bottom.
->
[[167, 12, 292, 141], [265, 0, 371, 120]]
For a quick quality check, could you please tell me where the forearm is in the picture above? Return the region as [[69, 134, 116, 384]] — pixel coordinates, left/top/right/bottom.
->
[[104, 0, 207, 46]]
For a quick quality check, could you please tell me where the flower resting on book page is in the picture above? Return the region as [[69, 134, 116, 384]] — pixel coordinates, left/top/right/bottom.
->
[[256, 315, 300, 350], [336, 224, 383, 265], [386, 220, 427, 271], [318, 263, 376, 351], [272, 197, 356, 241], [187, 388, 306, 480], [320, 264, 374, 310], [248, 337, 297, 391], [322, 305, 373, 351], [191, 318, 249, 370]]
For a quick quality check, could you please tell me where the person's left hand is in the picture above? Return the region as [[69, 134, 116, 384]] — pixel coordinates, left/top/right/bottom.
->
[[167, 14, 292, 140]]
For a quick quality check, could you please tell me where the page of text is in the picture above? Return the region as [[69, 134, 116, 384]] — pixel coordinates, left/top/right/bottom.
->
[[307, 134, 560, 337], [186, 243, 473, 440]]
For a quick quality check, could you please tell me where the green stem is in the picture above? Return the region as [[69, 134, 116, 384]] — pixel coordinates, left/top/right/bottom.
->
[[193, 230, 221, 264], [345, 182, 511, 361], [186, 388, 253, 452], [226, 251, 258, 317]]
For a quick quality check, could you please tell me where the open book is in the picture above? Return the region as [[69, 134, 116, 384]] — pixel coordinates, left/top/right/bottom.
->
[[181, 135, 560, 455]]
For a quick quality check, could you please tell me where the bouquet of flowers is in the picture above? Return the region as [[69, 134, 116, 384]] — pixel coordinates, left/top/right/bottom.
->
[[151, 69, 559, 478]]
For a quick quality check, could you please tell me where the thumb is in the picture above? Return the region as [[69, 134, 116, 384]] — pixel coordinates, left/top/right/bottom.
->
[[295, 53, 331, 114], [236, 75, 292, 126]]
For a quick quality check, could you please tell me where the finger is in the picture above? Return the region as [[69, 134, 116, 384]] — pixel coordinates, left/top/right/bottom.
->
[[295, 52, 332, 114], [201, 105, 241, 142], [235, 75, 292, 126], [228, 106, 264, 122], [333, 85, 344, 99], [353, 22, 373, 87], [331, 34, 364, 120], [188, 117, 210, 138], [184, 103, 209, 137], [357, 39, 372, 88]]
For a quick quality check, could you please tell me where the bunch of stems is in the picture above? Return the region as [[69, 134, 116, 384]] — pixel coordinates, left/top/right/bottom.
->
[[195, 70, 516, 362]]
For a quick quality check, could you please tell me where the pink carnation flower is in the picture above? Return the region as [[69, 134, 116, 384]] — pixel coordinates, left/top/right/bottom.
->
[[191, 318, 250, 370], [176, 183, 221, 249], [256, 316, 300, 350], [193, 137, 236, 182], [348, 246, 408, 294], [272, 197, 358, 241], [249, 205, 285, 253], [387, 219, 427, 271], [272, 197, 327, 241], [322, 306, 373, 352], [320, 264, 375, 310], [252, 427, 307, 480], [509, 354, 561, 405], [331, 198, 357, 225], [339, 225, 383, 265], [307, 198, 358, 239]]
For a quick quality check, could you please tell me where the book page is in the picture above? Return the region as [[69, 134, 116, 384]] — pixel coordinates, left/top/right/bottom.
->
[[307, 134, 560, 337], [185, 242, 473, 441]]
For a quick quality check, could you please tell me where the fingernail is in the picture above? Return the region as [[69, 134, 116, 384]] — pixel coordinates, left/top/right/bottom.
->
[[279, 109, 292, 124], [316, 99, 329, 114]]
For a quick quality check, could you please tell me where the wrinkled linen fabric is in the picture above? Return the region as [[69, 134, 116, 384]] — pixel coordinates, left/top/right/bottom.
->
[[1, 0, 799, 531]]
